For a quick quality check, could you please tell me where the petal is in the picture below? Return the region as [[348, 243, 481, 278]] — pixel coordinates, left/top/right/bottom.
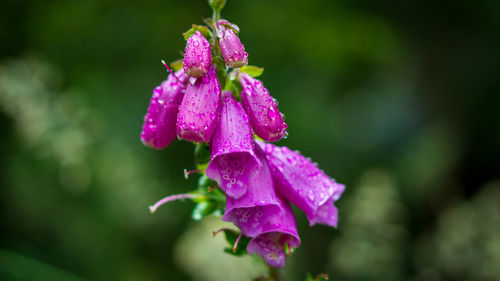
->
[[221, 148, 280, 236], [308, 198, 339, 227], [177, 65, 221, 142], [239, 73, 287, 142], [206, 91, 259, 198], [256, 140, 345, 227], [247, 233, 287, 268], [247, 194, 301, 268], [141, 69, 187, 149]]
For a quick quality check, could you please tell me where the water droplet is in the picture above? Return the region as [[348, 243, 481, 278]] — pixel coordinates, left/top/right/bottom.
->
[[268, 106, 277, 120], [308, 190, 315, 201], [264, 144, 273, 154]]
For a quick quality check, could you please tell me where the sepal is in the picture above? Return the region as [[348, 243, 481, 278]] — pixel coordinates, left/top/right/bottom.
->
[[239, 65, 264, 78], [183, 24, 213, 41]]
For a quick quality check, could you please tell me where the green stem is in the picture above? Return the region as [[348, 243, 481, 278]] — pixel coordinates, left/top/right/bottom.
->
[[269, 266, 286, 281], [211, 8, 221, 57]]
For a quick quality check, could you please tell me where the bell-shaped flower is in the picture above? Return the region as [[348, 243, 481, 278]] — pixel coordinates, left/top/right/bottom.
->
[[220, 147, 277, 236], [256, 140, 345, 227], [247, 193, 301, 268], [216, 19, 248, 68], [141, 69, 187, 149], [183, 31, 212, 78], [221, 149, 280, 237], [177, 64, 221, 142], [239, 73, 287, 142], [206, 91, 260, 199]]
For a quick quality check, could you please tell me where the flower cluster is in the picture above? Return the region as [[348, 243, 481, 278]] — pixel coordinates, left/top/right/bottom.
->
[[141, 2, 344, 269]]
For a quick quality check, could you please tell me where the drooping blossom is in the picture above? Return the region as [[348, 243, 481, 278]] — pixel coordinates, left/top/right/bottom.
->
[[206, 90, 259, 199], [177, 64, 221, 142], [256, 140, 345, 227], [141, 69, 187, 149], [216, 144, 300, 267], [142, 4, 346, 271], [221, 148, 280, 237], [239, 73, 287, 142], [247, 193, 301, 268], [183, 31, 212, 78], [216, 19, 248, 68]]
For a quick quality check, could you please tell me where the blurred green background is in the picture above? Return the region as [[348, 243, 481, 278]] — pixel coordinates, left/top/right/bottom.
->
[[1, 0, 500, 280]]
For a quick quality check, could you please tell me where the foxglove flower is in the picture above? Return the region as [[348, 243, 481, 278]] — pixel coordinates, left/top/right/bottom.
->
[[221, 148, 280, 237], [177, 64, 221, 142], [216, 19, 248, 68], [183, 31, 212, 78], [239, 73, 287, 142], [247, 193, 301, 268], [206, 91, 259, 199], [141, 69, 187, 149], [256, 140, 345, 227]]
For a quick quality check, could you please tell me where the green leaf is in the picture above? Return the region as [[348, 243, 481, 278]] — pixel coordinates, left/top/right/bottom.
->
[[170, 60, 183, 72], [183, 24, 212, 41], [191, 201, 220, 220], [222, 229, 250, 256], [194, 143, 211, 165], [239, 65, 264, 78], [198, 174, 216, 191], [203, 18, 214, 28]]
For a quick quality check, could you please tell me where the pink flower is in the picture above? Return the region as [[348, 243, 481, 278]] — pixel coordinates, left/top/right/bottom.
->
[[212, 141, 301, 268], [239, 73, 287, 142], [141, 69, 187, 149], [256, 140, 345, 227], [177, 66, 221, 142], [246, 193, 300, 268], [206, 91, 259, 199], [216, 19, 248, 68], [177, 64, 221, 142], [183, 31, 212, 78], [221, 148, 280, 237]]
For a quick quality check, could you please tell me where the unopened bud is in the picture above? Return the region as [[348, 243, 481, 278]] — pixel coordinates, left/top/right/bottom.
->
[[183, 31, 212, 78], [216, 20, 248, 68]]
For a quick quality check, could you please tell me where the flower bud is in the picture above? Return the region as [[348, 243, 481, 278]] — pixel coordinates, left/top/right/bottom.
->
[[208, 0, 226, 10], [141, 69, 187, 149], [183, 31, 212, 78], [216, 20, 248, 68], [177, 64, 221, 142], [256, 140, 345, 227], [239, 73, 287, 142], [206, 91, 260, 199]]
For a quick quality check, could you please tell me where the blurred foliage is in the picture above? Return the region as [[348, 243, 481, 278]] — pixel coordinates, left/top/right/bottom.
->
[[175, 217, 266, 281], [329, 170, 409, 281], [1, 0, 499, 281], [415, 181, 500, 281]]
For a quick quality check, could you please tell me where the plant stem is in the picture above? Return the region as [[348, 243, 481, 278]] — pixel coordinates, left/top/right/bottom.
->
[[269, 266, 286, 281]]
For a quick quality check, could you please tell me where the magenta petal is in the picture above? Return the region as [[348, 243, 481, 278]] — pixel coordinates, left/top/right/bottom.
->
[[177, 65, 221, 142], [216, 19, 248, 68], [206, 91, 259, 198], [140, 69, 187, 149], [309, 198, 339, 226], [256, 140, 345, 227], [221, 149, 280, 236], [183, 31, 211, 78], [247, 194, 301, 268], [239, 73, 287, 142]]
